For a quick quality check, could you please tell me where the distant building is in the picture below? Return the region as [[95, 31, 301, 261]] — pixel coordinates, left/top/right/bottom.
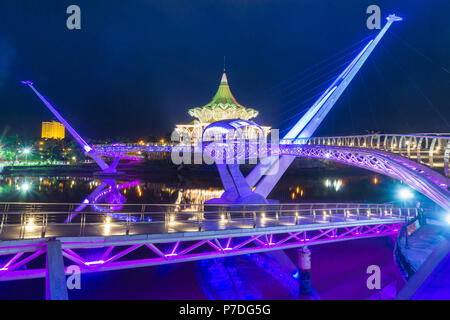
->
[[41, 121, 65, 140], [175, 72, 271, 144]]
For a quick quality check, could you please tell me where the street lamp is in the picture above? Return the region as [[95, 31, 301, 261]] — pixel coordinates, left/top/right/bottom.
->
[[398, 187, 414, 201], [22, 147, 31, 162]]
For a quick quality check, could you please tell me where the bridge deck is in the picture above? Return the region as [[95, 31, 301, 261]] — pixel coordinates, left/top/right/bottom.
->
[[0, 213, 401, 242]]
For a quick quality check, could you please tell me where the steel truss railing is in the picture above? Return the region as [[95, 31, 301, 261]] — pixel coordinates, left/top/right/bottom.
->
[[0, 202, 412, 241], [282, 134, 450, 177], [0, 219, 404, 281]]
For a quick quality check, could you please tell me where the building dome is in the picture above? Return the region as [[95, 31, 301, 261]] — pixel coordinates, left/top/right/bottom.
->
[[188, 73, 258, 123]]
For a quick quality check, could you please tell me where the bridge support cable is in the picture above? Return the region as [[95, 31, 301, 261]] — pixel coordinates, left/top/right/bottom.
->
[[379, 44, 450, 129], [370, 58, 413, 132], [209, 16, 402, 204], [246, 15, 403, 198], [262, 33, 376, 98]]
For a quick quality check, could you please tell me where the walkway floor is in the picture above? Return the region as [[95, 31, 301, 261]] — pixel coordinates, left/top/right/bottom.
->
[[399, 223, 448, 272]]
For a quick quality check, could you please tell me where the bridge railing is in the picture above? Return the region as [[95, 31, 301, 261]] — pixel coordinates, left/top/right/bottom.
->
[[281, 134, 450, 177], [0, 202, 415, 240]]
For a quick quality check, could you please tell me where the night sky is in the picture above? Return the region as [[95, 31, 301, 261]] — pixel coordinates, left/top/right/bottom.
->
[[0, 0, 449, 140]]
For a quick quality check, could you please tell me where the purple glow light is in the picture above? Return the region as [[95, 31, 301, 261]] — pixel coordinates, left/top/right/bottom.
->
[[84, 260, 105, 266]]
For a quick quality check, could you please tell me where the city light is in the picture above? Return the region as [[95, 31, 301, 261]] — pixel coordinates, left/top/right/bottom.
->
[[27, 217, 35, 226], [398, 187, 414, 200], [445, 215, 450, 225], [20, 182, 31, 192], [22, 148, 31, 154]]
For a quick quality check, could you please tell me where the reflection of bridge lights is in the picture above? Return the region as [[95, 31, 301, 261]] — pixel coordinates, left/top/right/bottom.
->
[[324, 179, 343, 191]]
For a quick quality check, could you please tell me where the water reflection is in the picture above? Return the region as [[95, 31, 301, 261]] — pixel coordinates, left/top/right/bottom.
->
[[0, 171, 431, 211], [0, 175, 226, 216]]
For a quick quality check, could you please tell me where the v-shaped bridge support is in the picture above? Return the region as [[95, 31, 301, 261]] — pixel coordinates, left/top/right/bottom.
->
[[210, 14, 402, 204]]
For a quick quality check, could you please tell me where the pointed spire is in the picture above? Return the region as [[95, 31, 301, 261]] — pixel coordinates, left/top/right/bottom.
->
[[188, 69, 259, 123], [221, 72, 228, 84]]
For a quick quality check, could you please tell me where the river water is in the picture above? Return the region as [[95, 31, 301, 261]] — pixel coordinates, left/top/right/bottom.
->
[[0, 161, 426, 299]]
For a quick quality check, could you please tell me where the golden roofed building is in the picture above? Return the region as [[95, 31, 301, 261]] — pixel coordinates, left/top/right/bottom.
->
[[175, 72, 270, 144]]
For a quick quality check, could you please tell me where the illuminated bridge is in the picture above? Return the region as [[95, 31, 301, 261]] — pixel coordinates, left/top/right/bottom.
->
[[0, 202, 409, 282], [92, 132, 450, 210], [14, 14, 449, 299]]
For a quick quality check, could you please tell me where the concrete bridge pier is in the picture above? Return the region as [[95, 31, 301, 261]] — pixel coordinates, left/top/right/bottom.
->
[[299, 246, 312, 296], [45, 239, 68, 300]]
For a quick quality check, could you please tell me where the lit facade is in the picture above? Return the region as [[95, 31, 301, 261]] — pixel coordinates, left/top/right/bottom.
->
[[175, 73, 271, 144], [41, 121, 65, 140]]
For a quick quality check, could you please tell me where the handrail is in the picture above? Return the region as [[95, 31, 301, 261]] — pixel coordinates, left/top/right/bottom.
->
[[0, 202, 415, 241]]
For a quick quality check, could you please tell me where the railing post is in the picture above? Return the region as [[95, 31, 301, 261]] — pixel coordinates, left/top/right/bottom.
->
[[165, 212, 168, 232], [198, 212, 202, 232], [126, 213, 131, 236], [313, 210, 316, 223], [79, 213, 86, 236], [253, 211, 257, 228], [20, 213, 24, 239], [0, 212, 6, 235], [140, 204, 146, 222], [41, 213, 47, 238]]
